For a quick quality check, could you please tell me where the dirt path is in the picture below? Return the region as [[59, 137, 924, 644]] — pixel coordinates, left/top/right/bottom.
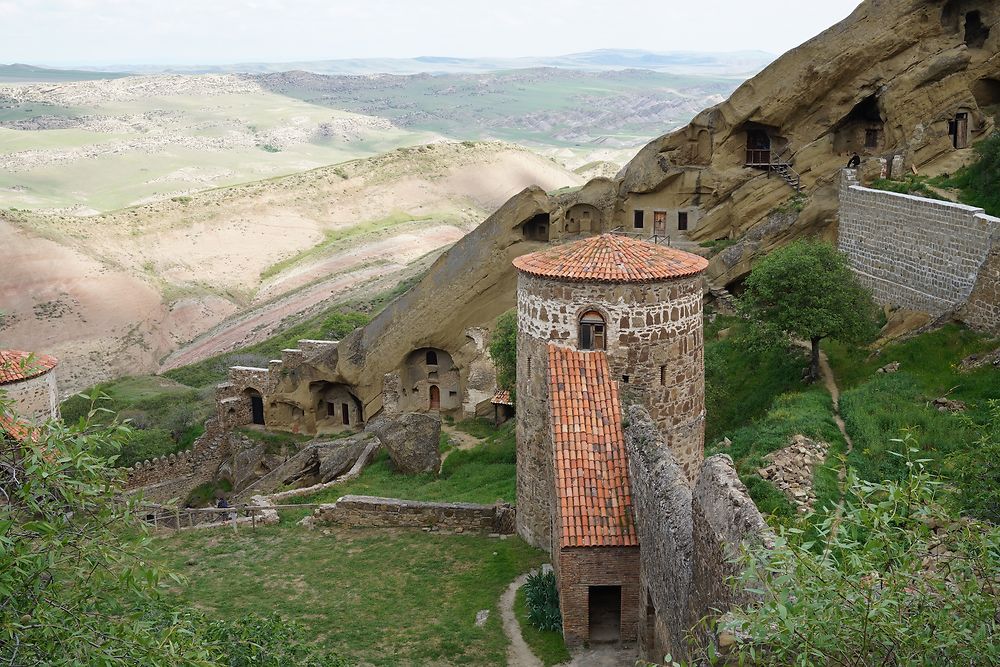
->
[[439, 423, 484, 471], [499, 569, 638, 667], [500, 573, 543, 667]]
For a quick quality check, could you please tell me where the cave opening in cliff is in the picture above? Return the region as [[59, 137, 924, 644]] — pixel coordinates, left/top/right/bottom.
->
[[522, 213, 551, 241], [965, 11, 989, 48], [833, 94, 884, 154], [972, 78, 1000, 113]]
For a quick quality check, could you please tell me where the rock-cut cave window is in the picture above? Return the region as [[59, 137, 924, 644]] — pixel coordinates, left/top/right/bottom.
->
[[426, 350, 438, 366]]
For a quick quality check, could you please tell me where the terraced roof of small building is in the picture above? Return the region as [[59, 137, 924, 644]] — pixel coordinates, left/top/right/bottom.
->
[[0, 350, 58, 385], [491, 389, 513, 406], [547, 344, 637, 549], [513, 233, 708, 283]]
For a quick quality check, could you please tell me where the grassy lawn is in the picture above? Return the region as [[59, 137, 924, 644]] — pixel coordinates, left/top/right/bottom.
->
[[289, 420, 517, 507], [155, 524, 546, 666], [514, 586, 570, 666]]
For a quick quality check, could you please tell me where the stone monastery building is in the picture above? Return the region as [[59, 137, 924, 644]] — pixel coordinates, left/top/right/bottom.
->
[[512, 233, 709, 646]]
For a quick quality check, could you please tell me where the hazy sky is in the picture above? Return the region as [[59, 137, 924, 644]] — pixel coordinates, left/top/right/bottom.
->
[[1, 0, 863, 66]]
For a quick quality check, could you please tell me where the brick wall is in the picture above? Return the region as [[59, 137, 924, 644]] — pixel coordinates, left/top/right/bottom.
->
[[838, 169, 999, 323], [312, 495, 515, 534], [556, 546, 641, 646]]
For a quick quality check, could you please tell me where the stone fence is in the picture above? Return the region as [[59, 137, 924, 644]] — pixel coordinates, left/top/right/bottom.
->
[[312, 495, 516, 534], [838, 169, 999, 331], [124, 419, 233, 503]]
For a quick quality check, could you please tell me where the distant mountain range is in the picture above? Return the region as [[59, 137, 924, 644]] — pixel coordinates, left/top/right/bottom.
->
[[4, 49, 774, 81]]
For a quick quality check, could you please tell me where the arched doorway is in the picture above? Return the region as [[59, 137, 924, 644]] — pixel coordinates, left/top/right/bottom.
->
[[245, 389, 265, 425], [429, 385, 441, 410]]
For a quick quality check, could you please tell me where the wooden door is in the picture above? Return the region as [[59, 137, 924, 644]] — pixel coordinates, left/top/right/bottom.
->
[[429, 385, 441, 410], [653, 211, 667, 235], [955, 113, 969, 149]]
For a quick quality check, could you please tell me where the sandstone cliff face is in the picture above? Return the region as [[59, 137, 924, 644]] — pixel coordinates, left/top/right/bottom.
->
[[265, 0, 1000, 424]]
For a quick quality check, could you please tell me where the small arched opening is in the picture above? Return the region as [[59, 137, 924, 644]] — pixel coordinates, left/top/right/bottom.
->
[[832, 94, 885, 155], [579, 311, 607, 351], [310, 381, 363, 430], [426, 350, 438, 366], [965, 11, 989, 49]]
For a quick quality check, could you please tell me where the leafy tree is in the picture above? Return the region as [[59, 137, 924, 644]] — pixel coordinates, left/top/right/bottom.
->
[[738, 240, 879, 381], [490, 310, 518, 397], [722, 437, 999, 666], [0, 395, 346, 665]]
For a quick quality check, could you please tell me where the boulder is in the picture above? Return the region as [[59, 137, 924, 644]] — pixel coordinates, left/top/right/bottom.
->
[[367, 412, 441, 474]]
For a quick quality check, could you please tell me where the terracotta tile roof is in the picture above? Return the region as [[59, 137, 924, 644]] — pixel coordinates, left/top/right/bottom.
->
[[513, 233, 709, 283], [0, 411, 35, 442], [548, 344, 637, 549], [0, 350, 58, 385], [491, 389, 513, 406]]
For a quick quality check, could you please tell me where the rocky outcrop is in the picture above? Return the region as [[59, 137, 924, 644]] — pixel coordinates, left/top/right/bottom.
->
[[757, 435, 831, 513], [366, 412, 442, 474]]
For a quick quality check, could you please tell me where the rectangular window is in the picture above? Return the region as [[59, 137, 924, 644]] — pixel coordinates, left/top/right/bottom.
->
[[678, 211, 689, 231], [660, 365, 667, 386], [622, 375, 630, 384], [633, 209, 645, 229], [327, 401, 336, 417], [865, 129, 879, 149]]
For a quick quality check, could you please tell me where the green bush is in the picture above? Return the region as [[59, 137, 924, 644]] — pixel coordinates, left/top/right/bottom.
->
[[931, 131, 1000, 216], [523, 571, 562, 632], [870, 175, 946, 200], [723, 441, 1000, 667]]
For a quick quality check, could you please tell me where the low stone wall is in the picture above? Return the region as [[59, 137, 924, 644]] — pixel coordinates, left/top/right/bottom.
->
[[838, 169, 999, 328], [312, 495, 515, 534], [125, 419, 234, 503]]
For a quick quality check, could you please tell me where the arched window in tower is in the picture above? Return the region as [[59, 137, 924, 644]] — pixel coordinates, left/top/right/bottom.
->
[[579, 311, 606, 351], [426, 350, 438, 366]]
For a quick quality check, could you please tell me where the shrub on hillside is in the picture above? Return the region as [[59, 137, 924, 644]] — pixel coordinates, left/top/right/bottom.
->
[[490, 310, 517, 397], [722, 438, 999, 666], [523, 571, 562, 632], [934, 131, 1000, 216]]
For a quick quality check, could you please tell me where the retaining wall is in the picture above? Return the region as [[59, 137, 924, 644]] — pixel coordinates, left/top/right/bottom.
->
[[312, 495, 516, 534], [838, 169, 999, 330]]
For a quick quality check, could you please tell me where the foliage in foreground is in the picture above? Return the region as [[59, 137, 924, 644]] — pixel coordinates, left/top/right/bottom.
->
[[0, 396, 343, 666], [523, 571, 562, 633], [738, 240, 879, 381], [724, 440, 999, 666]]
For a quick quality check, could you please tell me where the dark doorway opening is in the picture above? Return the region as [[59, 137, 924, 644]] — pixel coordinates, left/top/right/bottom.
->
[[745, 129, 771, 165], [633, 209, 644, 229], [588, 585, 622, 643], [429, 385, 441, 410], [341, 403, 350, 425], [426, 350, 438, 366], [678, 211, 689, 231], [248, 391, 265, 425], [327, 401, 336, 417]]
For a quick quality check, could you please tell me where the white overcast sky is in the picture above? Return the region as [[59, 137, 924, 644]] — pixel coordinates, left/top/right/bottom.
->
[[1, 0, 863, 66]]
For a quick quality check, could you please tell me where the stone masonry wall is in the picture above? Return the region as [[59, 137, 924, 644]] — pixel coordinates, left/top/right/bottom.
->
[[625, 404, 770, 662], [517, 271, 705, 480], [960, 240, 1000, 332], [124, 419, 232, 503], [688, 455, 771, 651], [5, 370, 58, 423], [515, 303, 554, 550], [838, 169, 1000, 320], [312, 495, 515, 534], [557, 546, 641, 647], [624, 403, 693, 661]]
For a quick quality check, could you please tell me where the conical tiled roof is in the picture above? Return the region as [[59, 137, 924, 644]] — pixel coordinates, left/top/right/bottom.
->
[[0, 350, 58, 385], [512, 233, 708, 283]]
